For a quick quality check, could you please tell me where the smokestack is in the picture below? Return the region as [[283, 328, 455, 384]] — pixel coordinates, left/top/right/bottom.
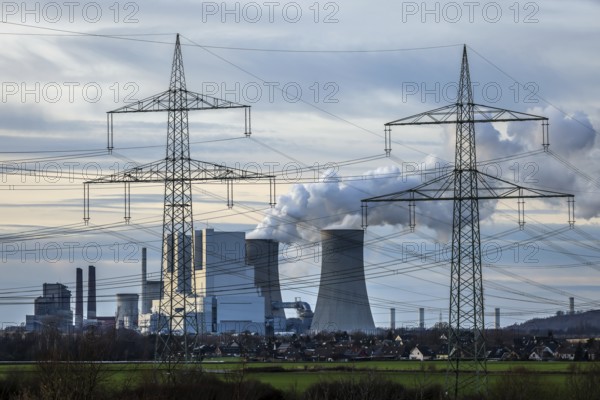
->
[[569, 297, 575, 315], [495, 308, 500, 329], [87, 265, 96, 320], [311, 229, 375, 332], [141, 248, 150, 314], [75, 267, 83, 329], [246, 239, 286, 330], [419, 308, 425, 329], [390, 308, 396, 330]]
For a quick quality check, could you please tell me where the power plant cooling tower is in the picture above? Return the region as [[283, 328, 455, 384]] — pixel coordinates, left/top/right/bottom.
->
[[311, 229, 375, 332], [116, 293, 139, 329], [246, 239, 286, 331]]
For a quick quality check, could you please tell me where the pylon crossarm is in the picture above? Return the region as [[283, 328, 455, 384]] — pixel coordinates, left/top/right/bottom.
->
[[361, 171, 456, 202], [386, 104, 458, 126], [108, 89, 250, 114], [361, 169, 573, 203], [83, 158, 277, 222], [475, 170, 574, 199], [386, 103, 547, 126], [189, 159, 275, 181], [84, 158, 275, 185]]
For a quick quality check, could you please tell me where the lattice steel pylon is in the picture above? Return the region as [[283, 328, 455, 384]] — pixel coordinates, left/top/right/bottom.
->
[[362, 45, 575, 398], [83, 34, 275, 363]]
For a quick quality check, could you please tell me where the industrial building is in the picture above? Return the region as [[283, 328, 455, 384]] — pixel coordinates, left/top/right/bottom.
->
[[142, 229, 268, 335], [26, 283, 73, 333]]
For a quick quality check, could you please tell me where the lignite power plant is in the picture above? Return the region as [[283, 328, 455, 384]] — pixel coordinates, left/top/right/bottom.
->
[[136, 228, 375, 336], [25, 228, 377, 336]]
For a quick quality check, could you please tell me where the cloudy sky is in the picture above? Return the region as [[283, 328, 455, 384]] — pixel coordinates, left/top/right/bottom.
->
[[0, 0, 599, 329]]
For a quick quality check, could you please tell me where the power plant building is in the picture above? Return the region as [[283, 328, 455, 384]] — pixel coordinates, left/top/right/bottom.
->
[[196, 229, 265, 334], [26, 283, 73, 333], [146, 229, 266, 334], [311, 229, 375, 333]]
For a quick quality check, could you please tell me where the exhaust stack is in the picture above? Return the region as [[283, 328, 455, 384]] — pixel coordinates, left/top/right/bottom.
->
[[75, 267, 83, 328], [87, 265, 96, 320]]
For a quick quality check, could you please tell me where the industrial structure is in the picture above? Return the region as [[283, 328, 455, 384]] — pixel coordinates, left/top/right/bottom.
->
[[273, 300, 313, 333], [116, 293, 139, 330], [495, 308, 501, 330], [87, 265, 96, 322], [311, 229, 375, 333], [75, 267, 83, 329], [362, 45, 574, 398], [246, 239, 286, 333], [138, 229, 269, 335], [83, 34, 275, 362], [140, 247, 163, 316], [25, 283, 73, 333]]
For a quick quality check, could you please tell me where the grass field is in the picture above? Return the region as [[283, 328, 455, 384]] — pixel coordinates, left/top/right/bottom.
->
[[0, 359, 585, 393]]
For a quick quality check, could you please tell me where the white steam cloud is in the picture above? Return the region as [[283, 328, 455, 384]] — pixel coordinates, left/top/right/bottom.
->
[[248, 165, 481, 243], [249, 106, 598, 243]]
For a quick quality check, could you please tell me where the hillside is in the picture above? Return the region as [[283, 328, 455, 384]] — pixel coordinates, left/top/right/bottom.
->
[[508, 309, 600, 336]]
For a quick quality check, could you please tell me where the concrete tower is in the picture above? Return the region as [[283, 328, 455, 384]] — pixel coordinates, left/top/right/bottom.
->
[[569, 297, 575, 315], [312, 229, 375, 332], [75, 267, 83, 329], [246, 239, 286, 331], [116, 293, 139, 329], [87, 265, 96, 320], [495, 308, 500, 329]]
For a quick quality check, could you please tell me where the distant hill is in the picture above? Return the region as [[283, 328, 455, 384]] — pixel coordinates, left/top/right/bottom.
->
[[507, 309, 600, 336]]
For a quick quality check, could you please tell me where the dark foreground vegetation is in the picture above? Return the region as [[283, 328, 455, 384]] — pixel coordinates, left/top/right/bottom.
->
[[1, 363, 600, 400], [2, 327, 600, 399]]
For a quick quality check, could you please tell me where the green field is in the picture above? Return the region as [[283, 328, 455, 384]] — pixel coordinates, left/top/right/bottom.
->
[[0, 360, 588, 393]]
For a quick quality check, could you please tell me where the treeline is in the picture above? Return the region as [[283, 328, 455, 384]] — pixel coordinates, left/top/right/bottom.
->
[[0, 329, 154, 362]]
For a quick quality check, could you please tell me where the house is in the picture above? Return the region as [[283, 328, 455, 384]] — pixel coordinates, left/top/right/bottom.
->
[[410, 345, 435, 361]]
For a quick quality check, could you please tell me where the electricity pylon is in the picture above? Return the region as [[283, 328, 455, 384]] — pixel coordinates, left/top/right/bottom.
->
[[362, 45, 574, 398], [83, 34, 275, 363]]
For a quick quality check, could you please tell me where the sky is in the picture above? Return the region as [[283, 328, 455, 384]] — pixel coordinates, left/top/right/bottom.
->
[[0, 0, 599, 330]]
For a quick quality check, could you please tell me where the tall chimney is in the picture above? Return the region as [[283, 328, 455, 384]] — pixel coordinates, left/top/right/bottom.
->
[[495, 307, 500, 329], [419, 307, 425, 329], [75, 267, 83, 328], [141, 247, 150, 314], [569, 297, 575, 315], [87, 265, 96, 320], [390, 308, 396, 330], [311, 229, 375, 332]]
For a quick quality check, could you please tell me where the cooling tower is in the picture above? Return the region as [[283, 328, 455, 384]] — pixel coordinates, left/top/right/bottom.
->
[[245, 239, 286, 329], [311, 229, 375, 332], [87, 265, 96, 320], [116, 293, 139, 329], [75, 267, 83, 328]]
